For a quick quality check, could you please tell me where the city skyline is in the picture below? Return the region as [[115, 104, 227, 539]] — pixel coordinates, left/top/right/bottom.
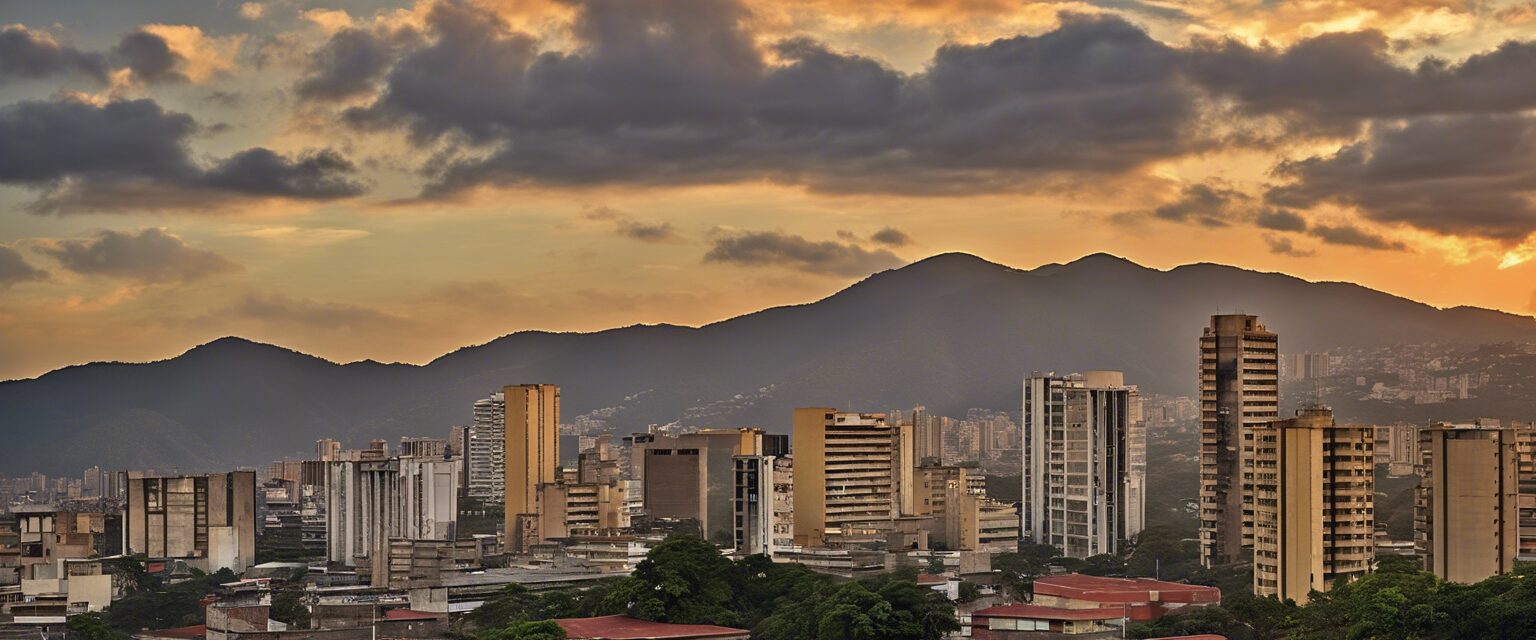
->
[[4, 0, 1536, 381]]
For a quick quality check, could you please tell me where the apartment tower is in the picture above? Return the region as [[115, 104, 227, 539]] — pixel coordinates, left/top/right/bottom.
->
[[504, 384, 561, 543], [1415, 422, 1518, 583], [1251, 407, 1373, 603], [792, 408, 901, 547], [1199, 314, 1279, 567], [1022, 371, 1144, 558], [468, 392, 506, 503]]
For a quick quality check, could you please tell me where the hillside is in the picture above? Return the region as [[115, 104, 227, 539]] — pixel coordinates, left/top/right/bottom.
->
[[3, 252, 1535, 474]]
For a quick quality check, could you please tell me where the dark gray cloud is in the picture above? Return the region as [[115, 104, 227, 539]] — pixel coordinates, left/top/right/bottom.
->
[[296, 27, 407, 102], [1148, 182, 1246, 228], [1263, 234, 1314, 257], [329, 0, 1536, 204], [0, 25, 107, 83], [0, 97, 364, 213], [869, 227, 912, 247], [615, 219, 679, 243], [38, 228, 240, 283], [1268, 115, 1536, 243], [1307, 223, 1408, 251], [342, 2, 1204, 197], [112, 29, 187, 83], [1187, 31, 1536, 135], [1254, 208, 1309, 232], [703, 230, 904, 276], [578, 206, 680, 242], [0, 244, 47, 287]]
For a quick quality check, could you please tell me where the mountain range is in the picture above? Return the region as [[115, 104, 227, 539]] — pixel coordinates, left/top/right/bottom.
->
[[4, 252, 1535, 475]]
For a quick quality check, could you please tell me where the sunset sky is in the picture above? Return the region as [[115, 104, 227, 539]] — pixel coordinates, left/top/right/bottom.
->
[[3, 0, 1536, 380]]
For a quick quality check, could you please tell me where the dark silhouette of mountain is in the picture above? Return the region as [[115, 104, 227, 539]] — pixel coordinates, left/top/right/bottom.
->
[[4, 252, 1534, 475]]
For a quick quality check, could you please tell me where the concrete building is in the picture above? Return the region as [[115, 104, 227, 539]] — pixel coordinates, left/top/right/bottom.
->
[[902, 465, 1017, 553], [326, 455, 458, 584], [1023, 371, 1144, 558], [912, 406, 944, 465], [640, 429, 767, 544], [504, 384, 561, 547], [1199, 314, 1279, 568], [732, 454, 795, 557], [792, 409, 900, 547], [1416, 422, 1519, 583], [400, 437, 447, 459], [469, 392, 506, 504], [1513, 422, 1536, 560], [1251, 408, 1373, 603], [122, 471, 257, 573]]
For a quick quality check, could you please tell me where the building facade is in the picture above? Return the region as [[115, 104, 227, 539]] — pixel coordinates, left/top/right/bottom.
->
[[122, 471, 257, 573], [1416, 422, 1519, 583], [504, 384, 561, 546], [792, 409, 900, 548], [1199, 314, 1279, 568], [1023, 371, 1144, 558], [468, 393, 506, 504], [1251, 408, 1373, 603]]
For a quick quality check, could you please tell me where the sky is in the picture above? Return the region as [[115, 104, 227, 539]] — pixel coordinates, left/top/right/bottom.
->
[[3, 0, 1536, 380]]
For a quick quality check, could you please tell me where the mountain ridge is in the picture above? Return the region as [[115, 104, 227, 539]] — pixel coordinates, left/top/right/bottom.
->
[[3, 251, 1534, 475]]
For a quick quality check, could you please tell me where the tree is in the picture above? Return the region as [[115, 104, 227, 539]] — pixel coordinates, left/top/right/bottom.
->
[[269, 588, 310, 630], [957, 581, 981, 603], [624, 534, 744, 626], [68, 612, 124, 640], [477, 620, 567, 640]]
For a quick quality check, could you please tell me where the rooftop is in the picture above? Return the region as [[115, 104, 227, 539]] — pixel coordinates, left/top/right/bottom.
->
[[970, 604, 1126, 622], [140, 624, 207, 639], [382, 609, 441, 621], [1034, 573, 1221, 604], [554, 614, 749, 639]]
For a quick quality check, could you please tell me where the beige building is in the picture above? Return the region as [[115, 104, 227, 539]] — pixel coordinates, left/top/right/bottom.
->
[[123, 471, 257, 573], [908, 465, 1017, 553], [793, 409, 903, 547], [1514, 422, 1536, 560], [1251, 408, 1373, 603], [504, 384, 561, 544], [1199, 314, 1279, 567], [1416, 422, 1519, 583]]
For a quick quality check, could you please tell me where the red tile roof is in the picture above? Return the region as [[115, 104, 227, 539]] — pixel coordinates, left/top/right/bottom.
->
[[1147, 636, 1227, 640], [970, 604, 1127, 621], [1034, 574, 1221, 605], [554, 615, 748, 639], [382, 609, 441, 621], [143, 624, 207, 639], [915, 573, 949, 585]]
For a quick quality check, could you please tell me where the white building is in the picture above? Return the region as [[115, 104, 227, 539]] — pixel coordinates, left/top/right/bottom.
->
[[326, 454, 459, 585], [468, 392, 506, 504], [1023, 371, 1144, 558]]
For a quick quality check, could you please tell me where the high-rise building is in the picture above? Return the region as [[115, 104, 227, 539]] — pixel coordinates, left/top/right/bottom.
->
[[733, 454, 783, 557], [792, 409, 899, 547], [640, 429, 767, 544], [909, 465, 1018, 553], [504, 384, 560, 544], [316, 438, 342, 462], [325, 453, 458, 584], [1416, 422, 1518, 583], [1515, 422, 1536, 560], [1199, 314, 1279, 567], [400, 437, 448, 459], [912, 406, 943, 465], [1251, 408, 1373, 603], [469, 393, 506, 504], [1022, 371, 1144, 558], [122, 471, 257, 573]]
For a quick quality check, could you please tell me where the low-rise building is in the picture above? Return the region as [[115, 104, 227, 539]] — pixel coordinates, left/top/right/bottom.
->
[[1030, 574, 1220, 621], [553, 615, 749, 640]]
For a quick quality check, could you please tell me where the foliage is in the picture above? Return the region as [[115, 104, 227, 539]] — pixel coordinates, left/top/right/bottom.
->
[[269, 588, 311, 630], [1125, 526, 1201, 582], [67, 612, 125, 640], [476, 621, 567, 640], [957, 581, 982, 603], [469, 535, 958, 640], [103, 568, 237, 633]]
